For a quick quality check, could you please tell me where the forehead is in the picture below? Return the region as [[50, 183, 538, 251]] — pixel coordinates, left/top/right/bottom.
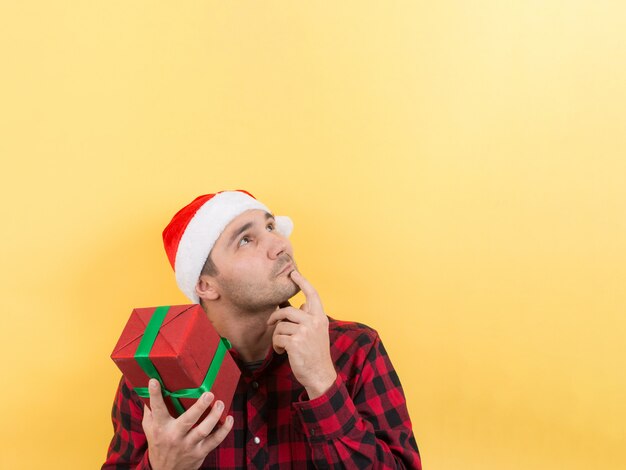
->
[[226, 209, 272, 230], [215, 209, 272, 244]]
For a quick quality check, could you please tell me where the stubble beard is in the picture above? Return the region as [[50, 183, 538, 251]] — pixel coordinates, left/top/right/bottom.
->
[[220, 257, 300, 314]]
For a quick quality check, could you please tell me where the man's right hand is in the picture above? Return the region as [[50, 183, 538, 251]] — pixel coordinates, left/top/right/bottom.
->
[[142, 378, 234, 470]]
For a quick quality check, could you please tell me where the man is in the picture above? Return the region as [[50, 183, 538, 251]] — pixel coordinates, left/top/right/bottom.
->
[[103, 190, 421, 469]]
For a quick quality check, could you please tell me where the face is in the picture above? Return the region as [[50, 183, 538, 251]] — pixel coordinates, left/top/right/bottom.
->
[[204, 209, 299, 312]]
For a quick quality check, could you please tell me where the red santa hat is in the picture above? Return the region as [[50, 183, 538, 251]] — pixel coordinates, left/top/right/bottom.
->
[[162, 190, 294, 303]]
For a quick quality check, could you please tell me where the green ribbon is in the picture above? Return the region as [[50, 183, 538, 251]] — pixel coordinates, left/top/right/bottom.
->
[[133, 305, 232, 416]]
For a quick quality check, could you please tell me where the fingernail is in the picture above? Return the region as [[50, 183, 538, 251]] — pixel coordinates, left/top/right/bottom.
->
[[227, 416, 233, 425], [149, 379, 157, 389], [215, 400, 224, 411], [203, 392, 212, 403]]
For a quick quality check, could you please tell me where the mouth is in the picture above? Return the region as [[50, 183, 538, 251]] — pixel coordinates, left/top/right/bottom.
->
[[276, 262, 294, 277]]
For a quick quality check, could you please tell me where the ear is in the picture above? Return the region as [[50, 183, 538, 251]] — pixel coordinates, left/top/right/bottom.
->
[[196, 275, 220, 302]]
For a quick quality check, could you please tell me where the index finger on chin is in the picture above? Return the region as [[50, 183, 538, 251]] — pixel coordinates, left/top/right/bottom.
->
[[289, 271, 323, 311]]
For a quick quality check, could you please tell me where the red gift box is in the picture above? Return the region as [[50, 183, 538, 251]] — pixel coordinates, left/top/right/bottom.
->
[[111, 304, 240, 423]]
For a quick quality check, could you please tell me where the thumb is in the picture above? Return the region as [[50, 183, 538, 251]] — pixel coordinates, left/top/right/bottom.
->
[[142, 404, 153, 429]]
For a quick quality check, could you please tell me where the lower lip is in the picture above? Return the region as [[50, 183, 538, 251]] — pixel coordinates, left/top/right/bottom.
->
[[278, 264, 293, 276]]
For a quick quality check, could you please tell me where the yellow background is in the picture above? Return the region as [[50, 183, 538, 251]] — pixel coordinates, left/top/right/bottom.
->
[[1, 1, 625, 468]]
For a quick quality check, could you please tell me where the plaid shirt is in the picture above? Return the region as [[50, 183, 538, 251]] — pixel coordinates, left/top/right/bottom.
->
[[103, 319, 421, 469]]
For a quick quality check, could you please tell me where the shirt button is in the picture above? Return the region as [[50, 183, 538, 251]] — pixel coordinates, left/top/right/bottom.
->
[[253, 436, 261, 445], [251, 381, 259, 389]]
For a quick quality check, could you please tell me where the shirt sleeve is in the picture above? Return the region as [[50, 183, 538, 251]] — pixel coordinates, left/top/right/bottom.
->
[[101, 376, 153, 470], [292, 333, 422, 470]]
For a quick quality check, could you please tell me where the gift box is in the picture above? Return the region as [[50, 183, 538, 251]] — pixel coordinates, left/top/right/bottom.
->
[[111, 304, 241, 423]]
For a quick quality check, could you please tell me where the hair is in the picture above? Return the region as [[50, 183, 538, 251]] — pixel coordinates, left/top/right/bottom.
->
[[200, 252, 219, 277]]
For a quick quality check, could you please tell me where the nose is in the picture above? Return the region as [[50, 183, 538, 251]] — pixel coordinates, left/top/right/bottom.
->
[[266, 231, 289, 260]]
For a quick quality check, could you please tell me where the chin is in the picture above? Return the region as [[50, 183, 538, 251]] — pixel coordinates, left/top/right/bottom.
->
[[278, 284, 300, 304], [276, 282, 300, 305]]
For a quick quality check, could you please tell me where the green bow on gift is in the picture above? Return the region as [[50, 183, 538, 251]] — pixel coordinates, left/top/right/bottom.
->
[[133, 305, 231, 415]]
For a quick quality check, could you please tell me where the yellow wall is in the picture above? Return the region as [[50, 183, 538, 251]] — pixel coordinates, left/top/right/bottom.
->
[[1, 2, 625, 468]]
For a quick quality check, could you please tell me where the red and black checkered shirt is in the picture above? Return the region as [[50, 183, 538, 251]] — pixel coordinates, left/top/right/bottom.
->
[[102, 319, 421, 469]]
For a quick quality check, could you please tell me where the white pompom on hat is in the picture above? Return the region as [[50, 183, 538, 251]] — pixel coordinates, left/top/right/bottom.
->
[[162, 190, 293, 303]]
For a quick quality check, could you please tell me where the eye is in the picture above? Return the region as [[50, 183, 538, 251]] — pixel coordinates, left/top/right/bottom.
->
[[238, 236, 251, 247], [266, 223, 275, 232]]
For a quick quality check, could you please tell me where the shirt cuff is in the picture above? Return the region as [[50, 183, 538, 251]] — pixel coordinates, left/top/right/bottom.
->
[[139, 450, 152, 470], [292, 375, 358, 441]]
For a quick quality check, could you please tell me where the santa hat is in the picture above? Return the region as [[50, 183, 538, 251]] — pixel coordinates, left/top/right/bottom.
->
[[162, 190, 294, 303]]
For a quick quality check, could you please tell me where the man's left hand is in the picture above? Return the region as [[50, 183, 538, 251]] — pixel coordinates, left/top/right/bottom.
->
[[267, 270, 337, 399]]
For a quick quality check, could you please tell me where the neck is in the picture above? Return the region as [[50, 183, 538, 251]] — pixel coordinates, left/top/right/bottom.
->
[[202, 301, 277, 363]]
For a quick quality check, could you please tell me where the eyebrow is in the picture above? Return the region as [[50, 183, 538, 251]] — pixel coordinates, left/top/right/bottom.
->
[[227, 212, 275, 247]]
